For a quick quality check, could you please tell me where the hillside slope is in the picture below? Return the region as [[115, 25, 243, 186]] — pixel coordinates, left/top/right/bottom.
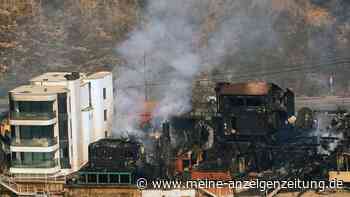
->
[[0, 0, 349, 97]]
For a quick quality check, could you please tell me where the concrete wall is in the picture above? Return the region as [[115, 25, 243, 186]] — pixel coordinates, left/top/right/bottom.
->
[[67, 79, 83, 171], [80, 83, 90, 110], [88, 73, 114, 141], [81, 109, 93, 163]]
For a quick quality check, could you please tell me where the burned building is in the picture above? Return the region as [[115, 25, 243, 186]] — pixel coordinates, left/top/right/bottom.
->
[[156, 82, 298, 177], [88, 138, 143, 170], [214, 82, 294, 139], [69, 138, 144, 185], [170, 82, 298, 175]]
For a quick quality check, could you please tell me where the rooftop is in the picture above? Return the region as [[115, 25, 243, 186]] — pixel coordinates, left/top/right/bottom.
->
[[90, 138, 140, 149], [29, 72, 86, 83], [9, 71, 112, 97], [10, 85, 67, 95], [87, 71, 112, 80], [216, 81, 276, 96], [29, 71, 111, 83]]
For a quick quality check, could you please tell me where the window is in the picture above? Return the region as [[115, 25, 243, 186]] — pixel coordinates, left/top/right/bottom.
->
[[87, 174, 97, 183], [110, 174, 119, 183], [105, 131, 108, 138], [230, 98, 244, 106], [103, 88, 107, 100], [57, 93, 67, 113], [98, 174, 108, 184], [231, 116, 237, 130], [20, 152, 54, 164], [11, 152, 16, 160], [224, 97, 244, 107], [79, 174, 87, 183], [19, 125, 54, 139], [104, 109, 107, 121], [63, 147, 69, 157], [18, 101, 53, 113], [246, 97, 264, 106], [120, 174, 131, 184]]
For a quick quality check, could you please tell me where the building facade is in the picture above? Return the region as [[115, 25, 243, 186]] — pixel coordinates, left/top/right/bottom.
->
[[8, 71, 114, 177]]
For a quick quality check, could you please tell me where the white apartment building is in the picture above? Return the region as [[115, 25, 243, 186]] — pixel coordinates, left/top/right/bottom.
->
[[8, 71, 114, 176]]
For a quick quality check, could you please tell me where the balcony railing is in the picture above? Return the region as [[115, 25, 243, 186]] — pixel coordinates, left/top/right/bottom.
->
[[11, 137, 58, 147], [11, 159, 58, 168], [10, 111, 56, 121]]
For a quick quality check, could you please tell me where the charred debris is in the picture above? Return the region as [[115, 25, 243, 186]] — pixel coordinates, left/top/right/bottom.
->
[[66, 81, 350, 186]]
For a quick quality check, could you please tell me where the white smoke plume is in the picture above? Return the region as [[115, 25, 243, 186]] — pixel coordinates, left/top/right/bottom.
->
[[113, 0, 280, 136]]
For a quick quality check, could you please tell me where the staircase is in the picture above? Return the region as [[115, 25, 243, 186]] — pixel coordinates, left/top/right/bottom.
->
[[0, 174, 36, 196]]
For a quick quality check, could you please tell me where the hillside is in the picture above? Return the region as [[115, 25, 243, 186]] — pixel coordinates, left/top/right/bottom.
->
[[0, 0, 140, 96], [0, 0, 350, 98]]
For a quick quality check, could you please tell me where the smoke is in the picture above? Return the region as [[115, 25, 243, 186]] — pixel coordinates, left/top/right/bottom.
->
[[113, 0, 280, 136], [311, 113, 343, 155]]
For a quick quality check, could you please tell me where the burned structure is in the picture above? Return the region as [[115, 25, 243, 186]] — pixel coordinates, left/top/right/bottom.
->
[[154, 82, 297, 178], [157, 81, 338, 182], [214, 82, 294, 139], [69, 138, 144, 185], [2, 78, 349, 195], [328, 111, 350, 183], [64, 138, 143, 197], [203, 82, 295, 174]]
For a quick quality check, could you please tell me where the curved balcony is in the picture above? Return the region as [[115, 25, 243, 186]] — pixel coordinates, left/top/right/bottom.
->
[[11, 137, 57, 147], [10, 159, 60, 174], [9, 112, 57, 126], [10, 137, 59, 152], [11, 159, 58, 168]]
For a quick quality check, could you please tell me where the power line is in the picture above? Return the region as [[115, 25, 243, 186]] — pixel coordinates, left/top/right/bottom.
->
[[117, 57, 350, 89], [207, 55, 350, 77], [211, 58, 350, 81]]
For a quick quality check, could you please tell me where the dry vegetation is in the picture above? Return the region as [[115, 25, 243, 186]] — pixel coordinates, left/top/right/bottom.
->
[[0, 0, 350, 98], [0, 0, 140, 96]]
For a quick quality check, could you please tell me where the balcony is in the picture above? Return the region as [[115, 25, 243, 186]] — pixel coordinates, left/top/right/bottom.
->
[[11, 137, 58, 147], [10, 111, 56, 120], [10, 159, 60, 174], [10, 137, 59, 152], [9, 112, 57, 126], [11, 159, 58, 168]]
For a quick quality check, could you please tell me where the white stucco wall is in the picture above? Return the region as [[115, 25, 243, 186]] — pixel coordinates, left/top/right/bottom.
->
[[81, 109, 93, 163], [80, 83, 90, 110], [88, 73, 114, 141], [67, 79, 83, 171]]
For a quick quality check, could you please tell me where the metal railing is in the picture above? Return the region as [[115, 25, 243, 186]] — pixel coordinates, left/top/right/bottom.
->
[[10, 111, 56, 120], [0, 174, 66, 195], [11, 159, 58, 168], [12, 173, 67, 182], [11, 137, 58, 147], [0, 174, 22, 195]]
